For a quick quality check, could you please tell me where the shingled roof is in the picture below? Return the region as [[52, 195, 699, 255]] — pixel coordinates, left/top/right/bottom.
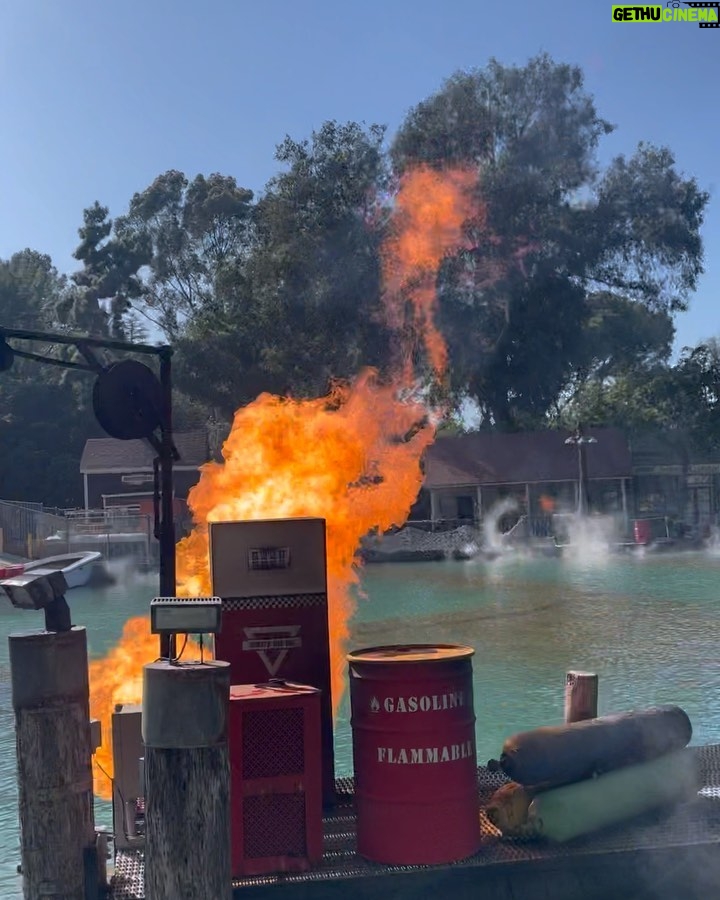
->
[[423, 428, 632, 489], [80, 431, 210, 473]]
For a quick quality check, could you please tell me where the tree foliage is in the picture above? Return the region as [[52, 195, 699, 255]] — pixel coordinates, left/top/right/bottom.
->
[[119, 171, 254, 338], [393, 54, 708, 427], [63, 55, 707, 430], [0, 252, 98, 507], [168, 121, 391, 415], [0, 53, 713, 507], [242, 121, 390, 394], [562, 345, 720, 455], [0, 250, 68, 329], [69, 201, 151, 337]]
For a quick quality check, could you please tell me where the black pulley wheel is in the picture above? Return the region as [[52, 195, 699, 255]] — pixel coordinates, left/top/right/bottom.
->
[[93, 359, 162, 440]]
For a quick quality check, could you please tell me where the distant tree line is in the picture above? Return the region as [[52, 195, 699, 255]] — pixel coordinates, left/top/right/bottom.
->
[[0, 54, 715, 508]]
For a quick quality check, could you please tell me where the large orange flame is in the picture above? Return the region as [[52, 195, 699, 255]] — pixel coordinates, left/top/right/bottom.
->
[[382, 166, 478, 376], [89, 165, 479, 798], [89, 618, 152, 790], [176, 372, 436, 711]]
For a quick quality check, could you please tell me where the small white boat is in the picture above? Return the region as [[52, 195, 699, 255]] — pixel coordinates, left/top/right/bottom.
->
[[45, 530, 153, 567], [22, 551, 108, 589]]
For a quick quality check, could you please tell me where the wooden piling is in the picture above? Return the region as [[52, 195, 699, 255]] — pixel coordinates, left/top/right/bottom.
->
[[142, 660, 231, 900], [564, 671, 599, 723], [9, 627, 96, 900]]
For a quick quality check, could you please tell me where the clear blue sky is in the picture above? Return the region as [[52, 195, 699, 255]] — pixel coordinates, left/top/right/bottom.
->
[[0, 0, 717, 354]]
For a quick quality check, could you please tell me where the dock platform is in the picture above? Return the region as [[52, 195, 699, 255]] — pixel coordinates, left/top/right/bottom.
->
[[110, 744, 720, 900]]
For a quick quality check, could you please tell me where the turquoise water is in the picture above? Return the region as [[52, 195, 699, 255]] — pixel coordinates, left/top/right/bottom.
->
[[2, 551, 720, 897]]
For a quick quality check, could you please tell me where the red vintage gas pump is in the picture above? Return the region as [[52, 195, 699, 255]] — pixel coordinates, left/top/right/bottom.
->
[[210, 517, 335, 805]]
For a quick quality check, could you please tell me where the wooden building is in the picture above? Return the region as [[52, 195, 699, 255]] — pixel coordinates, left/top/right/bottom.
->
[[79, 431, 211, 512], [630, 432, 720, 534], [414, 427, 633, 530]]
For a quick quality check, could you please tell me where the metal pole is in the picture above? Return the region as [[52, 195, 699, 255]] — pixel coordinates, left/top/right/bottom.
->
[[577, 440, 586, 516], [0, 325, 167, 357], [621, 477, 629, 535], [158, 350, 176, 659]]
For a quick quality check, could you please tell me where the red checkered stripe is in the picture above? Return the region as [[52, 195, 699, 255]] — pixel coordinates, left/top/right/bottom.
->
[[221, 593, 327, 610]]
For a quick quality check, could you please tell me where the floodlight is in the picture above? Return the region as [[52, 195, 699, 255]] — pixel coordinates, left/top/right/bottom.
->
[[150, 597, 222, 635], [0, 570, 68, 610]]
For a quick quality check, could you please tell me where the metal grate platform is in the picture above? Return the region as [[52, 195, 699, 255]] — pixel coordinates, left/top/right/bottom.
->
[[110, 745, 720, 899]]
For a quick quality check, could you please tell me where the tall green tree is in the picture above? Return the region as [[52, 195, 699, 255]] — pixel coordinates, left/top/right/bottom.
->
[[563, 345, 720, 452], [393, 54, 708, 428], [119, 170, 254, 339], [174, 121, 392, 415], [64, 202, 150, 337], [0, 252, 97, 507], [67, 173, 255, 343], [245, 120, 390, 393], [0, 250, 67, 329]]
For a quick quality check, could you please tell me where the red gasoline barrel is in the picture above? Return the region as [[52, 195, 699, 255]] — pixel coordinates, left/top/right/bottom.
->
[[634, 519, 652, 545], [347, 644, 480, 865]]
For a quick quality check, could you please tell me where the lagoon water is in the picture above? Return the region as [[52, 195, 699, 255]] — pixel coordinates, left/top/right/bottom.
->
[[2, 550, 720, 897]]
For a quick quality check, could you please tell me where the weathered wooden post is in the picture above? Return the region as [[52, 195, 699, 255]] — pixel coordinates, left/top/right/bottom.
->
[[143, 660, 231, 900], [9, 626, 96, 900], [564, 670, 599, 723]]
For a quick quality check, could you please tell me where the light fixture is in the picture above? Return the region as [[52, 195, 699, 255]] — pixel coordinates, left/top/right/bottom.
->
[[564, 433, 598, 445], [0, 570, 68, 610], [150, 597, 222, 636]]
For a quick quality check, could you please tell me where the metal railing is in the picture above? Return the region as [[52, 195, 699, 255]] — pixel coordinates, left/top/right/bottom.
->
[[499, 514, 556, 541], [0, 499, 157, 562], [403, 517, 478, 533], [0, 499, 68, 559], [405, 513, 632, 545]]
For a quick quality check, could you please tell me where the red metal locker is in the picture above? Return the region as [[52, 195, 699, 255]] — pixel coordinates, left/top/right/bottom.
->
[[228, 681, 323, 877]]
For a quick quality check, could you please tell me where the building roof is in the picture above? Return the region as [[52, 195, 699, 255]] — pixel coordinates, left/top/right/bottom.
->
[[80, 431, 210, 474], [423, 427, 632, 489]]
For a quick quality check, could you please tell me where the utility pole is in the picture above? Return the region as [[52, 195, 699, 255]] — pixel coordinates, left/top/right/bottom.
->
[[565, 425, 598, 516]]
